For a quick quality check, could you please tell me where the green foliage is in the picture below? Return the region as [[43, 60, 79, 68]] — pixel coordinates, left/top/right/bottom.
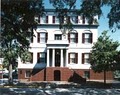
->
[[1, 0, 44, 83], [50, 0, 120, 30], [1, 0, 44, 63], [90, 31, 120, 73]]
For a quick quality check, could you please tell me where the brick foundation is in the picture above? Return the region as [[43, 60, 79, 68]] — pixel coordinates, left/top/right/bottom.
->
[[18, 67, 114, 82]]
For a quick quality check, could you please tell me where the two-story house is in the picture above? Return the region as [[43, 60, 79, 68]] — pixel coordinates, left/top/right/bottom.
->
[[18, 9, 113, 82]]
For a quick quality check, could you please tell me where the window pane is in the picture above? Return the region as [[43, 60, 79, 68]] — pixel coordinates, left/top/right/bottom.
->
[[70, 33, 75, 38], [40, 53, 45, 57], [85, 34, 89, 38], [70, 53, 75, 58], [40, 33, 45, 37], [26, 71, 30, 78], [55, 34, 62, 40], [40, 33, 46, 43], [85, 54, 89, 58]]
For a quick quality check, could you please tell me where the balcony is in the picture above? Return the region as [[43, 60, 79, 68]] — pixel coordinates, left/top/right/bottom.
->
[[47, 40, 69, 45]]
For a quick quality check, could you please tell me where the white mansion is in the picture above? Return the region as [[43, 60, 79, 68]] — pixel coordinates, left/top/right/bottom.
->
[[18, 9, 113, 81]]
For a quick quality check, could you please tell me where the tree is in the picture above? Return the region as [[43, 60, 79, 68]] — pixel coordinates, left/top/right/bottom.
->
[[1, 0, 44, 84], [50, 0, 120, 30], [90, 31, 120, 84]]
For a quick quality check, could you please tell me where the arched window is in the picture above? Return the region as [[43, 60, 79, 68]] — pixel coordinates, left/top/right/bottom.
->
[[68, 30, 78, 43], [82, 30, 93, 44]]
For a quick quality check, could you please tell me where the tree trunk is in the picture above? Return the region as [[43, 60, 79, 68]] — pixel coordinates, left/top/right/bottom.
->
[[104, 70, 106, 85], [9, 63, 13, 84]]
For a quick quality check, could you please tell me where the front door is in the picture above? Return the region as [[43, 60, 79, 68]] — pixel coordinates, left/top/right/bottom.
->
[[55, 49, 61, 67], [54, 70, 61, 81]]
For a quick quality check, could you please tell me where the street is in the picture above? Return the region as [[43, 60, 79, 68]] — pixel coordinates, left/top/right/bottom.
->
[[0, 87, 120, 95]]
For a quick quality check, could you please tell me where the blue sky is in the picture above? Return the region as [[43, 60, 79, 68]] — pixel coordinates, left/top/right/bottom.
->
[[44, 0, 120, 49]]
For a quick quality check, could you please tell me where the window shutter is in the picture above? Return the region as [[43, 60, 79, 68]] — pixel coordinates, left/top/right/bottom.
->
[[38, 15, 40, 23], [76, 33, 78, 43], [46, 33, 48, 43], [30, 52, 33, 63], [82, 53, 84, 64], [82, 15, 85, 24], [82, 33, 85, 43], [90, 33, 93, 43], [37, 33, 40, 43], [75, 16, 78, 23], [68, 53, 70, 64], [45, 53, 47, 63], [53, 16, 55, 23], [37, 53, 40, 63], [75, 53, 78, 64], [68, 33, 70, 43], [46, 16, 48, 23]]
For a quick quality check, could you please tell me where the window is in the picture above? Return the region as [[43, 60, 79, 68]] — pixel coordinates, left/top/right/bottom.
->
[[37, 52, 46, 63], [53, 16, 55, 23], [25, 70, 31, 78], [84, 71, 90, 79], [72, 16, 78, 23], [82, 33, 92, 43], [46, 16, 48, 23], [55, 34, 62, 40], [82, 15, 85, 24], [82, 53, 90, 64], [53, 16, 59, 23], [37, 32, 47, 43], [68, 33, 78, 43], [68, 53, 78, 64], [42, 16, 48, 23], [40, 32, 46, 43]]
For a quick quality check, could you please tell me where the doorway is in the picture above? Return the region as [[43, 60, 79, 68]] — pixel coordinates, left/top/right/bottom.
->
[[55, 49, 61, 67], [54, 70, 61, 81]]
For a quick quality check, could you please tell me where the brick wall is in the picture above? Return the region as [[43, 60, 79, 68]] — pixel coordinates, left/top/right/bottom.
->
[[18, 68, 114, 81]]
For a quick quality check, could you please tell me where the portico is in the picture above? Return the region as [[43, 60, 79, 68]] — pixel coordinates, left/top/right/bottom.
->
[[47, 48, 67, 67]]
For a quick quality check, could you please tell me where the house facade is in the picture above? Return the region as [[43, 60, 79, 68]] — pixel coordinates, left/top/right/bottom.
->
[[18, 9, 113, 82]]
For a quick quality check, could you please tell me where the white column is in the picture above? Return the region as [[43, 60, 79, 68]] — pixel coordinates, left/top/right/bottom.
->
[[47, 49, 49, 67], [52, 49, 55, 67], [61, 49, 63, 67]]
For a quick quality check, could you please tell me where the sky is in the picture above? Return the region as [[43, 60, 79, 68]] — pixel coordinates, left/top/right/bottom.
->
[[43, 0, 120, 50]]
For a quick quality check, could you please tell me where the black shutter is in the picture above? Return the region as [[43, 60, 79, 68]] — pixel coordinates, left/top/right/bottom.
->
[[90, 33, 93, 43], [68, 53, 70, 64], [68, 33, 70, 43], [37, 53, 40, 63], [38, 15, 40, 23], [82, 15, 85, 24], [46, 33, 48, 43], [30, 52, 33, 63], [82, 33, 85, 43], [45, 53, 47, 63], [53, 16, 55, 23], [75, 16, 78, 23], [76, 53, 78, 64], [82, 53, 84, 64], [76, 33, 78, 43], [46, 16, 48, 23], [37, 33, 40, 43]]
